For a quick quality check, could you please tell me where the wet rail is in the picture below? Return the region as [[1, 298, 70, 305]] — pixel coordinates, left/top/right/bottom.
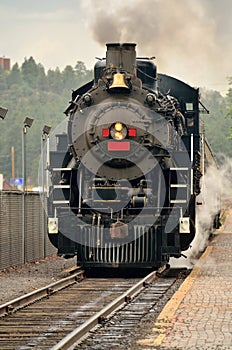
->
[[0, 270, 186, 349], [74, 269, 187, 350], [0, 272, 144, 349]]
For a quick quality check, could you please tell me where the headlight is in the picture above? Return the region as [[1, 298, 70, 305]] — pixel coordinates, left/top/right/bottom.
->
[[110, 122, 127, 140]]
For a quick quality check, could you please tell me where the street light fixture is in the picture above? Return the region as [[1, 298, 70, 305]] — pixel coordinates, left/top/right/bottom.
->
[[41, 124, 52, 257], [22, 116, 34, 263], [0, 106, 8, 120], [23, 116, 34, 131], [41, 125, 52, 195], [42, 125, 52, 138], [22, 117, 34, 191], [0, 106, 8, 190]]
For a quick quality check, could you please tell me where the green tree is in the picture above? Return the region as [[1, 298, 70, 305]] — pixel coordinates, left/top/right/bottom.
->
[[201, 88, 232, 159], [75, 61, 93, 87], [0, 66, 7, 91], [21, 57, 39, 86], [7, 63, 22, 87], [47, 67, 62, 94], [225, 77, 232, 138], [62, 65, 76, 90], [21, 57, 46, 89]]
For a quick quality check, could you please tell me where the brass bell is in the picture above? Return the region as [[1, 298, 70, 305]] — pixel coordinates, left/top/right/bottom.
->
[[109, 73, 129, 90]]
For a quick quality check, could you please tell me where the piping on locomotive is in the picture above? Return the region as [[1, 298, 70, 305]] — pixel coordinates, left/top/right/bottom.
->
[[47, 43, 220, 271]]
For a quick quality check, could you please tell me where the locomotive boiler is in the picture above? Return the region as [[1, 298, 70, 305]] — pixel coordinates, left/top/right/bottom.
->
[[47, 43, 218, 272]]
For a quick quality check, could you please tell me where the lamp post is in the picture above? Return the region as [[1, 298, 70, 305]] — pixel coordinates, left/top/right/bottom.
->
[[22, 116, 34, 263], [0, 106, 8, 190], [0, 106, 8, 120], [41, 124, 51, 257]]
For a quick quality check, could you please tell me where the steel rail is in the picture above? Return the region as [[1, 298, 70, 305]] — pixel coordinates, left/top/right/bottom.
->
[[51, 271, 156, 350], [0, 269, 84, 317]]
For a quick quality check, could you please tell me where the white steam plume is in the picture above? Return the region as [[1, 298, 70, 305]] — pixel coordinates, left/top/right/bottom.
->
[[189, 156, 232, 261], [172, 155, 232, 268]]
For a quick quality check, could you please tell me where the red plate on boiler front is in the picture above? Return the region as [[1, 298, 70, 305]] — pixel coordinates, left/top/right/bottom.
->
[[108, 141, 130, 151]]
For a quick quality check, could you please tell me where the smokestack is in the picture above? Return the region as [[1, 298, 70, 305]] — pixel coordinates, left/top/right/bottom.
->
[[106, 43, 136, 74]]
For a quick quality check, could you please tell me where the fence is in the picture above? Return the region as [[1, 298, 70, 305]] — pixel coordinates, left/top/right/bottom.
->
[[0, 191, 56, 270]]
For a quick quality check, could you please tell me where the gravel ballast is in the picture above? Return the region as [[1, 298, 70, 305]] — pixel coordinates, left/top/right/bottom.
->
[[0, 255, 77, 304]]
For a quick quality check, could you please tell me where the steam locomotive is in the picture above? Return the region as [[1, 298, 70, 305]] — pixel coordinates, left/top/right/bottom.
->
[[47, 43, 219, 272]]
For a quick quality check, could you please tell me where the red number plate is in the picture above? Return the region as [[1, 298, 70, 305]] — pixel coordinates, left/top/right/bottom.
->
[[107, 141, 130, 151]]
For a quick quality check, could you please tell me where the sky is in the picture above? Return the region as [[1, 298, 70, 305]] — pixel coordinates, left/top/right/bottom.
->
[[1, 0, 232, 95]]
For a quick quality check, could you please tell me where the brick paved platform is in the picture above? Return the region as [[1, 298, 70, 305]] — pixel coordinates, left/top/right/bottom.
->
[[137, 213, 232, 350]]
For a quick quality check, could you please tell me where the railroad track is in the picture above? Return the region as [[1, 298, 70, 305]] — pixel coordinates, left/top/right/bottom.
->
[[77, 270, 186, 350], [0, 268, 85, 318], [0, 269, 187, 349]]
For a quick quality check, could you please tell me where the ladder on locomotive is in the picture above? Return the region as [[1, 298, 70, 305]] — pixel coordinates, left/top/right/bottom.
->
[[169, 167, 189, 205]]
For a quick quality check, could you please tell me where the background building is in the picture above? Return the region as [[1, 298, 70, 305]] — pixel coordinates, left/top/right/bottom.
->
[[0, 57, 10, 71]]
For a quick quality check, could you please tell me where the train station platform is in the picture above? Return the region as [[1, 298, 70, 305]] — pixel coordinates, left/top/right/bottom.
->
[[137, 211, 232, 350]]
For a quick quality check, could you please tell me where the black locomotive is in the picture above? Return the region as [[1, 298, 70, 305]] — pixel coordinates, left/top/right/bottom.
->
[[47, 43, 218, 271]]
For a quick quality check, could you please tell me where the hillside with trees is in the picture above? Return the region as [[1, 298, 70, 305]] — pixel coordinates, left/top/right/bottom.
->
[[0, 57, 231, 186], [0, 58, 93, 185]]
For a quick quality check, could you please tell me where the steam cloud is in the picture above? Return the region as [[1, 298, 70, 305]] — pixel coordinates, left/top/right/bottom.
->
[[173, 156, 232, 268], [83, 0, 232, 92], [190, 156, 232, 260]]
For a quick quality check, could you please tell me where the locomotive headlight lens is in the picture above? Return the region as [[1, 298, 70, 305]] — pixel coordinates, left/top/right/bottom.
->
[[114, 131, 124, 140], [110, 122, 127, 140], [115, 122, 123, 131]]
